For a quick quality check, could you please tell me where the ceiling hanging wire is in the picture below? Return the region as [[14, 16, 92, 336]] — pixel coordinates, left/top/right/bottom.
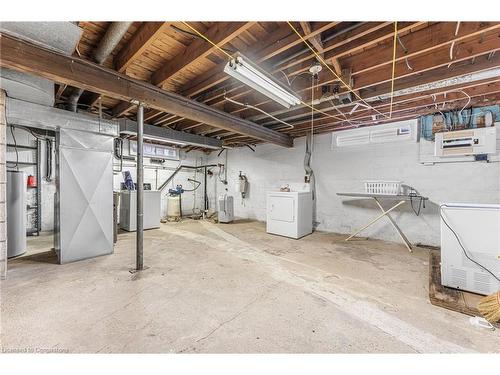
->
[[278, 70, 292, 86], [389, 21, 398, 118], [223, 93, 295, 130], [329, 100, 356, 127], [286, 21, 389, 120], [439, 89, 471, 120], [181, 21, 345, 124], [289, 71, 314, 87], [293, 83, 476, 134], [448, 22, 461, 68], [396, 33, 413, 71]]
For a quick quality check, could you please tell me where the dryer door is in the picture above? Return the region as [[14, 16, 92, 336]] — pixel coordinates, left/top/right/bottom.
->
[[268, 194, 295, 223]]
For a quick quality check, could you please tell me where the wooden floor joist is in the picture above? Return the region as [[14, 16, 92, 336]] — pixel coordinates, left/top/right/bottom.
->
[[225, 25, 500, 123], [109, 21, 255, 122], [0, 32, 293, 148], [179, 21, 497, 130], [6, 21, 499, 148]]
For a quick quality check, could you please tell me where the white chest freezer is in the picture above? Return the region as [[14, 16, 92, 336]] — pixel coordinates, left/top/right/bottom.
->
[[119, 190, 161, 231], [266, 191, 313, 239], [440, 203, 500, 295]]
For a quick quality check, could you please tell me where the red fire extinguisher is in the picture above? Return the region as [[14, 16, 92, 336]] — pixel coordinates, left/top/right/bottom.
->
[[27, 175, 37, 188]]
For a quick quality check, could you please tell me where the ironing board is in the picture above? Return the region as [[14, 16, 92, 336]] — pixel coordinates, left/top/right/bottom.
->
[[336, 192, 428, 252]]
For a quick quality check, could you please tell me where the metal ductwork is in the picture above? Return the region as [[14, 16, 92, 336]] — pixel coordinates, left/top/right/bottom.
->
[[0, 22, 82, 107], [66, 22, 132, 112]]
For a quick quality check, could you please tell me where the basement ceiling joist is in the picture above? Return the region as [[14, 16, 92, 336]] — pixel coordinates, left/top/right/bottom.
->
[[203, 61, 500, 140], [114, 21, 171, 73], [5, 21, 499, 149], [151, 22, 255, 88], [0, 32, 293, 148], [177, 22, 343, 102], [221, 23, 500, 124], [286, 81, 500, 136], [250, 54, 500, 129], [165, 22, 426, 131], [185, 22, 421, 112], [109, 22, 256, 118]]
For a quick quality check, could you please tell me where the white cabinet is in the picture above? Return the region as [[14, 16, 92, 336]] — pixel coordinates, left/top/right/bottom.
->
[[266, 191, 313, 239]]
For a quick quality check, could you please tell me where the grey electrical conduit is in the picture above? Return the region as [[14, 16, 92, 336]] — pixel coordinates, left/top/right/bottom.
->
[[7, 124, 55, 181], [305, 76, 317, 229], [157, 164, 218, 192]]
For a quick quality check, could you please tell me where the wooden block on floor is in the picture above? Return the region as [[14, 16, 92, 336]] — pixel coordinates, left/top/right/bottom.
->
[[428, 249, 483, 317]]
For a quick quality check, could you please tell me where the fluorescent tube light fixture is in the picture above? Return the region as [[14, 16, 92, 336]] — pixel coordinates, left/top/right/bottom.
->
[[224, 54, 301, 108], [142, 134, 187, 147]]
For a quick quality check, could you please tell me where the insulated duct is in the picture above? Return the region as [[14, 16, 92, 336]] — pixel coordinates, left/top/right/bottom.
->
[[67, 22, 132, 112], [0, 22, 83, 107]]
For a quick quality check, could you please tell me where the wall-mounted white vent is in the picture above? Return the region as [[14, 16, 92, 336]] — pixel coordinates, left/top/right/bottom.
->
[[335, 132, 370, 147], [130, 141, 179, 160], [332, 119, 418, 148]]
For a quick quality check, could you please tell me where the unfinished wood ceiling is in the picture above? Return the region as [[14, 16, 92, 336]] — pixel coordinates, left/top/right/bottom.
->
[[59, 21, 500, 151]]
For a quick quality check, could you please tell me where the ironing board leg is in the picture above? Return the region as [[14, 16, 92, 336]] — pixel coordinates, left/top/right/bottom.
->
[[373, 198, 413, 252], [345, 200, 406, 242]]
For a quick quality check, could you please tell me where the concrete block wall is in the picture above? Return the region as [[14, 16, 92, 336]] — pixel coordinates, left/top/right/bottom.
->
[[0, 91, 7, 279], [207, 129, 500, 247]]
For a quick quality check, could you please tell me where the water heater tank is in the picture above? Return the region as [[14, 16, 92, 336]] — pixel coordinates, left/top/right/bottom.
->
[[7, 171, 27, 258], [167, 195, 181, 219]]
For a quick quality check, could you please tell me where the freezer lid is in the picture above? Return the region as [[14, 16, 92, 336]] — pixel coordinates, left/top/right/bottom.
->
[[441, 203, 500, 210]]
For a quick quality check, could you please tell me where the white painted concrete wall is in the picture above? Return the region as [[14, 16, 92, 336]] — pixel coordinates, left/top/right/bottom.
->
[[5, 126, 55, 231], [114, 139, 206, 218], [207, 130, 500, 246], [5, 132, 207, 231]]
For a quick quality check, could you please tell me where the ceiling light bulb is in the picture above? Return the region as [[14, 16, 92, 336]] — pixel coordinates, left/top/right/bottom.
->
[[309, 61, 322, 75]]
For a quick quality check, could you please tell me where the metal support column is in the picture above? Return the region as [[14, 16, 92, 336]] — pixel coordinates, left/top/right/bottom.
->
[[203, 166, 208, 219], [136, 103, 144, 270]]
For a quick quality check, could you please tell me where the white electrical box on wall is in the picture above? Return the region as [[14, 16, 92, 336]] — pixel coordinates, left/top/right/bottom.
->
[[332, 119, 418, 148], [434, 127, 497, 157]]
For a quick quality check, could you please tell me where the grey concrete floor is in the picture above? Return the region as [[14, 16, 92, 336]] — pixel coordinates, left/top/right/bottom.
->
[[1, 219, 499, 353]]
